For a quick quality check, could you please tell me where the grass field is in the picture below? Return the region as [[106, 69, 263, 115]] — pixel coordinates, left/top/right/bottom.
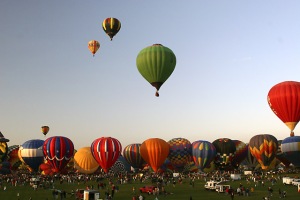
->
[[0, 174, 299, 200]]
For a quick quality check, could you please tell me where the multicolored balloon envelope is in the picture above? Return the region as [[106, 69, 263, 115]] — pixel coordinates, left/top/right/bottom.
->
[[43, 136, 74, 173], [123, 143, 145, 170], [41, 126, 50, 136], [249, 134, 278, 170], [109, 155, 131, 174], [268, 81, 300, 136], [168, 138, 192, 171], [140, 138, 170, 172], [212, 138, 236, 170], [74, 147, 99, 174], [192, 140, 216, 171], [7, 145, 22, 170], [88, 40, 100, 56], [231, 140, 248, 168], [91, 137, 122, 173], [136, 44, 176, 97], [19, 139, 44, 172], [102, 18, 121, 41], [281, 136, 300, 167]]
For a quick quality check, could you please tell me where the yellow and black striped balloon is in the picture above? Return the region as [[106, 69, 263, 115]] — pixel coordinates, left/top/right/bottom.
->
[[102, 17, 121, 41]]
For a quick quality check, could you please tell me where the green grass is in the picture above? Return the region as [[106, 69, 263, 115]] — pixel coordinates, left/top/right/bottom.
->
[[0, 175, 299, 200]]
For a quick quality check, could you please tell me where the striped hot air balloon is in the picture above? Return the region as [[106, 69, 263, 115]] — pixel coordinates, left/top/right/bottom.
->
[[281, 136, 300, 167], [43, 136, 74, 173], [19, 139, 44, 172], [91, 137, 122, 173], [88, 40, 100, 56], [123, 143, 145, 170], [102, 18, 121, 41]]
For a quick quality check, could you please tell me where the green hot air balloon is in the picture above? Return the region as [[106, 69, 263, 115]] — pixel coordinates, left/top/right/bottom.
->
[[136, 44, 176, 97]]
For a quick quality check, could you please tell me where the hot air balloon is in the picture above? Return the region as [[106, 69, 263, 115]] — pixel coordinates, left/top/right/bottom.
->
[[88, 40, 100, 56], [7, 145, 22, 170], [231, 140, 248, 168], [41, 126, 49, 136], [43, 136, 74, 173], [140, 138, 170, 172], [276, 140, 291, 167], [212, 138, 236, 170], [192, 140, 216, 171], [249, 134, 278, 170], [281, 136, 300, 167], [136, 44, 176, 97], [268, 81, 300, 137], [168, 138, 192, 171], [91, 137, 122, 173], [74, 147, 99, 174], [110, 155, 131, 174], [123, 143, 145, 170], [18, 139, 45, 172], [102, 18, 121, 41]]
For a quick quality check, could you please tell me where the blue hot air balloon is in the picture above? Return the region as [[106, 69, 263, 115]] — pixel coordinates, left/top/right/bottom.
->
[[19, 139, 44, 172]]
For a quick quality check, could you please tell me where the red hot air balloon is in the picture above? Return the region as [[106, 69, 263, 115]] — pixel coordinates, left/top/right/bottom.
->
[[140, 138, 170, 173], [91, 137, 122, 173], [43, 136, 74, 173], [268, 81, 300, 137]]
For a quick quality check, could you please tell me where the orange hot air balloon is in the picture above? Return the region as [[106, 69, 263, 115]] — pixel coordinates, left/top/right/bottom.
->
[[41, 126, 49, 136], [140, 138, 170, 172], [88, 40, 100, 56], [74, 147, 99, 174], [268, 81, 300, 137]]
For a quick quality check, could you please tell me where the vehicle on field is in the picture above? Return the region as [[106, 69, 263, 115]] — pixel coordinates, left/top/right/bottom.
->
[[204, 180, 221, 190], [292, 179, 300, 186], [282, 177, 294, 185], [139, 186, 157, 194], [230, 174, 241, 180], [215, 184, 231, 193]]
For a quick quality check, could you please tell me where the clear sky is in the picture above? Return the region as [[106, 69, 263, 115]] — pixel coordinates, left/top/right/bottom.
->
[[1, 1, 300, 150]]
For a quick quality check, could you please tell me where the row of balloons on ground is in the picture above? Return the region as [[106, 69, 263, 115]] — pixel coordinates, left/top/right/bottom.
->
[[0, 134, 300, 175]]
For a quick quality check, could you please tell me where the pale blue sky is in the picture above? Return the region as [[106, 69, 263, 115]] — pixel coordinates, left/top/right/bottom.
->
[[1, 1, 300, 149]]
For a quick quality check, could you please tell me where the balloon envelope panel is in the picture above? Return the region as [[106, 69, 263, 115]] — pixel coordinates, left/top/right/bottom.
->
[[282, 136, 300, 167]]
